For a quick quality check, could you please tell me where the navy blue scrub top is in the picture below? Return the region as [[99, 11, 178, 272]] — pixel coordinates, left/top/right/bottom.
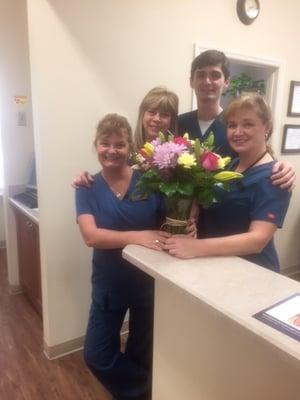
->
[[178, 110, 236, 158], [75, 170, 165, 309], [203, 161, 291, 272]]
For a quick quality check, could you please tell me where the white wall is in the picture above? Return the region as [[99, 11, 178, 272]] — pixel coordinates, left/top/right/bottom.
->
[[0, 0, 34, 280], [23, 0, 300, 347]]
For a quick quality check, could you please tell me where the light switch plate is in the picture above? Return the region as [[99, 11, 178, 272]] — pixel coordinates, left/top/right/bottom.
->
[[17, 111, 27, 126]]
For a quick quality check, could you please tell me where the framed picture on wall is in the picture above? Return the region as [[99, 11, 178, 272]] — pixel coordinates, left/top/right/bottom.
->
[[281, 125, 300, 154], [287, 81, 300, 117]]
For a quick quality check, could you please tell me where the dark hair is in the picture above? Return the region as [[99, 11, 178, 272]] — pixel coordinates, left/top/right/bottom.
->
[[94, 113, 132, 147], [190, 49, 230, 80]]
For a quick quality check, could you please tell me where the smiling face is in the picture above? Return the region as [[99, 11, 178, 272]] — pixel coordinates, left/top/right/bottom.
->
[[190, 64, 229, 105], [227, 108, 270, 156], [96, 130, 130, 171], [142, 108, 172, 141]]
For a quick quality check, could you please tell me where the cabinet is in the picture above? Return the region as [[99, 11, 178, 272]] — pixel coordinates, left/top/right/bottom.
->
[[14, 208, 42, 317]]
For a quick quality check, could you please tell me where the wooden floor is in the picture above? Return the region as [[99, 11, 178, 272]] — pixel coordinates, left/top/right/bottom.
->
[[0, 248, 111, 400]]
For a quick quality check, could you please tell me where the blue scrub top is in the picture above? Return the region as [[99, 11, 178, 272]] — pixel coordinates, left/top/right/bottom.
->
[[178, 110, 236, 158], [203, 161, 291, 272], [75, 170, 165, 309]]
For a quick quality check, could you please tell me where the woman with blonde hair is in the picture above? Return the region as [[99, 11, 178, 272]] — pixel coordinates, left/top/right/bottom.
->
[[164, 93, 291, 272], [72, 86, 178, 187], [133, 86, 178, 149], [76, 113, 171, 400]]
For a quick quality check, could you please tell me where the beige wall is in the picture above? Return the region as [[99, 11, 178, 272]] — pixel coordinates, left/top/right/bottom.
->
[[23, 0, 300, 347]]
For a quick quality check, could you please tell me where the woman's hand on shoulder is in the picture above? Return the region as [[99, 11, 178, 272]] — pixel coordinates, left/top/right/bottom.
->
[[72, 171, 94, 188], [271, 161, 295, 192]]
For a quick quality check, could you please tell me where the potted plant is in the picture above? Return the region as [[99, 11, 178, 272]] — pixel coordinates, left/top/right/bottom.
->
[[224, 72, 266, 97]]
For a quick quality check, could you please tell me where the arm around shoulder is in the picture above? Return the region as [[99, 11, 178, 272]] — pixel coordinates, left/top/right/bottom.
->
[[271, 160, 296, 191]]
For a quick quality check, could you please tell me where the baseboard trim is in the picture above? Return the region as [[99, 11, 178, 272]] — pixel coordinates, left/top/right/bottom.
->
[[43, 336, 85, 360], [43, 320, 129, 360], [9, 283, 23, 295], [281, 264, 300, 277]]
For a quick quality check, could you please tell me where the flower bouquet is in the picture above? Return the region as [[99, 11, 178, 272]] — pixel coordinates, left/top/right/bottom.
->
[[132, 132, 242, 234]]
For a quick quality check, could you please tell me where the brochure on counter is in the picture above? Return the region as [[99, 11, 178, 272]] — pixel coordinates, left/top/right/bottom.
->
[[253, 293, 300, 342]]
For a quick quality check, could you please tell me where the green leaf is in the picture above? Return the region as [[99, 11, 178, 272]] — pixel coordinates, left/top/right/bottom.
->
[[204, 132, 215, 150], [177, 181, 194, 197], [194, 138, 202, 162], [159, 131, 166, 142], [167, 132, 174, 142], [159, 181, 178, 197]]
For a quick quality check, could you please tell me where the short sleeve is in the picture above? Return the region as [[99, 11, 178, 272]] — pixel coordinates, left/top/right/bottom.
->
[[250, 179, 291, 228], [75, 186, 94, 218]]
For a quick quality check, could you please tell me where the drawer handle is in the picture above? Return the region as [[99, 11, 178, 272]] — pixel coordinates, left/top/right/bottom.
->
[[26, 221, 33, 229]]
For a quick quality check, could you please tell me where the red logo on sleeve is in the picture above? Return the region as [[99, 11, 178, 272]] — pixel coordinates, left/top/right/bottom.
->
[[267, 212, 276, 220]]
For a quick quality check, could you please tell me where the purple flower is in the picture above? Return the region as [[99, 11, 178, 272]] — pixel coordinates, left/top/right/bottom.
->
[[151, 138, 162, 146], [152, 142, 187, 169]]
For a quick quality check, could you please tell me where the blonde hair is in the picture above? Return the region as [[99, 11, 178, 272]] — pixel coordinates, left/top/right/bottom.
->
[[134, 87, 179, 149], [224, 93, 273, 139], [94, 113, 132, 147]]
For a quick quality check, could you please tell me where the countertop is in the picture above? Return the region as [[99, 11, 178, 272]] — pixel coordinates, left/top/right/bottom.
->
[[9, 197, 39, 224], [123, 244, 300, 362]]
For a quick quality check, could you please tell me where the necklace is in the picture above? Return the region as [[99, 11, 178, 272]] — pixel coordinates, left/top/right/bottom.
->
[[101, 168, 132, 199], [238, 150, 268, 174], [108, 182, 123, 198], [112, 189, 122, 198]]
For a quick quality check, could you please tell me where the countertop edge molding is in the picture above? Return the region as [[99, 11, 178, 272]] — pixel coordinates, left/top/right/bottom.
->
[[9, 198, 39, 224]]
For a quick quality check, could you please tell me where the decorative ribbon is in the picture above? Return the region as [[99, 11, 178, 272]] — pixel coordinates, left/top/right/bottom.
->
[[161, 217, 188, 230]]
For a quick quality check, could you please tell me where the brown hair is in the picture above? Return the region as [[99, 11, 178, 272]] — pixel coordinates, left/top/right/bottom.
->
[[94, 113, 132, 147], [190, 49, 230, 80], [224, 93, 273, 139], [134, 87, 179, 149]]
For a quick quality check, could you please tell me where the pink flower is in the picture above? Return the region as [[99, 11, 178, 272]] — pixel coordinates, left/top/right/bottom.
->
[[152, 142, 186, 169], [201, 151, 222, 171], [173, 136, 190, 147]]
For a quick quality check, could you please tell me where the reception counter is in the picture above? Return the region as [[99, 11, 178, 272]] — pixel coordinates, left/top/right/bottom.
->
[[123, 245, 300, 400]]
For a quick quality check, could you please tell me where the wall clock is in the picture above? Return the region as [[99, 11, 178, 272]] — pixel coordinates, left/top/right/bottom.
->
[[237, 0, 260, 25]]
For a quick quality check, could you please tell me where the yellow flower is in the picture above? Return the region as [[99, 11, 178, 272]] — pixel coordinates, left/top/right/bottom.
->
[[177, 153, 197, 169], [217, 156, 231, 169], [143, 142, 155, 157], [213, 171, 243, 181]]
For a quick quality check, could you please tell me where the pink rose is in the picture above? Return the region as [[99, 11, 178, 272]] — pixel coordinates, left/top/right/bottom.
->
[[174, 136, 190, 147], [201, 151, 221, 171]]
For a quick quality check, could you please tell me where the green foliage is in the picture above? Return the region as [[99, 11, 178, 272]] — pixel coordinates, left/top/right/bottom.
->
[[224, 73, 266, 97], [133, 132, 243, 208]]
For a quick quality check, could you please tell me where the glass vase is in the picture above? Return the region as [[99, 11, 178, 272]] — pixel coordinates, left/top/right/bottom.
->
[[161, 196, 193, 234]]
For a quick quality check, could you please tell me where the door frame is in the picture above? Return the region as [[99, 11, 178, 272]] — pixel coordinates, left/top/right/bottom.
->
[[192, 44, 284, 151]]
